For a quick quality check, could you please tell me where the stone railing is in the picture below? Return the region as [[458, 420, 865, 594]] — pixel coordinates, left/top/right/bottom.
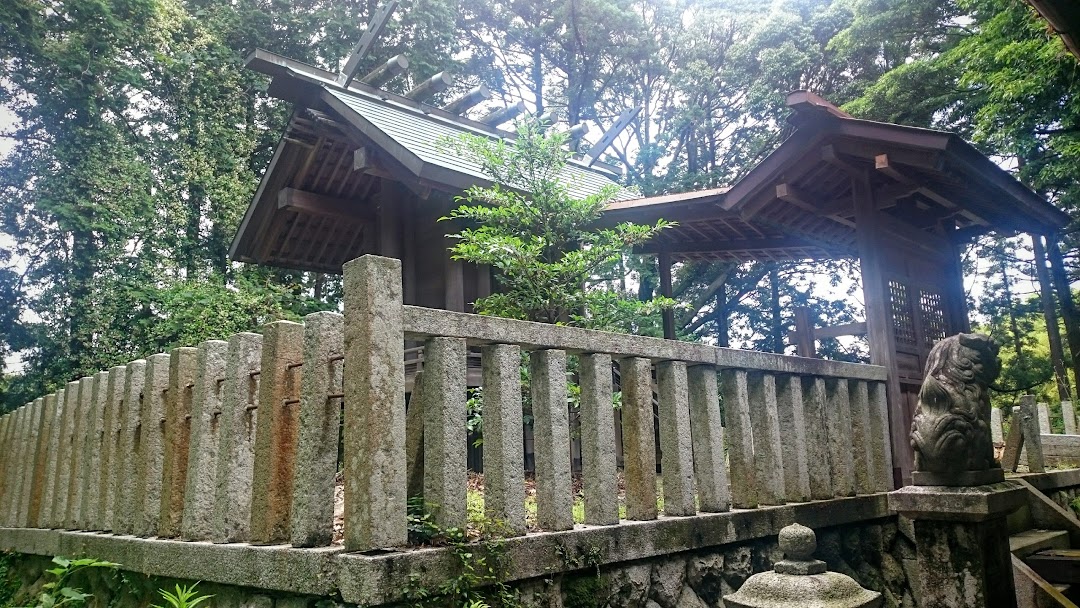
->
[[0, 255, 895, 604]]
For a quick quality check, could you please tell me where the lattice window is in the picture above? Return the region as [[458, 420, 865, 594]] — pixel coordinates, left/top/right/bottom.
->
[[919, 289, 947, 350], [890, 280, 916, 347]]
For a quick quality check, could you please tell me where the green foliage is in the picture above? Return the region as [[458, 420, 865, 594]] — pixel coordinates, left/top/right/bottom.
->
[[407, 495, 443, 546], [0, 0, 465, 410], [442, 119, 673, 327], [34, 556, 119, 608], [152, 584, 212, 608], [0, 553, 19, 608], [403, 500, 517, 608]]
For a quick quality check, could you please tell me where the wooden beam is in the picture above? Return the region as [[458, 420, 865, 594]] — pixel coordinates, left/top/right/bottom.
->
[[832, 140, 945, 172], [406, 71, 454, 102], [443, 85, 492, 115], [639, 237, 823, 255], [774, 183, 820, 213], [479, 101, 525, 126], [339, 1, 398, 87], [277, 187, 372, 222], [774, 182, 858, 229], [876, 154, 994, 227], [736, 144, 829, 220], [586, 107, 642, 166], [818, 196, 853, 216], [352, 147, 369, 172], [813, 322, 867, 340], [361, 54, 408, 88], [822, 144, 861, 176], [876, 181, 920, 203]]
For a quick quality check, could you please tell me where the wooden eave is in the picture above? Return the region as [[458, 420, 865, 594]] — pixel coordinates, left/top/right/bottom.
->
[[1028, 0, 1080, 58], [604, 108, 1068, 264], [229, 109, 380, 273], [230, 49, 632, 273]]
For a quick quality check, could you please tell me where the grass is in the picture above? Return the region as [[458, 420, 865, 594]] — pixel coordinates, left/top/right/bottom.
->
[[464, 472, 663, 536]]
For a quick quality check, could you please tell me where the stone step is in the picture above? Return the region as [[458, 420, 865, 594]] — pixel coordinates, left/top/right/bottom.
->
[[1011, 529, 1072, 559], [1027, 550, 1080, 585]]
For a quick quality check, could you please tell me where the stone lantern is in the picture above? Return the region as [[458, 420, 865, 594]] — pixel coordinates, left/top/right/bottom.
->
[[722, 523, 882, 608]]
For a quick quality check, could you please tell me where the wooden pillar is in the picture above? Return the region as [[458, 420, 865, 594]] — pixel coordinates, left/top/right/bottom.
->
[[944, 222, 971, 333], [444, 256, 465, 312], [377, 187, 402, 259], [659, 253, 675, 340], [792, 307, 815, 357], [402, 198, 417, 306], [852, 169, 910, 485]]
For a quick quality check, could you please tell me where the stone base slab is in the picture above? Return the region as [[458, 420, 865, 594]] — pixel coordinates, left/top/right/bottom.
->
[[888, 481, 1027, 523], [911, 468, 1004, 487], [0, 494, 891, 606]]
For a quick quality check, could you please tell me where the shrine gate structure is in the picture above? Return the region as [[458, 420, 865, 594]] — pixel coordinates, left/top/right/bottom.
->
[[230, 48, 1069, 486]]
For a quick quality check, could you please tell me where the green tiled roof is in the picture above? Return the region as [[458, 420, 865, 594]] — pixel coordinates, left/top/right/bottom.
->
[[326, 88, 637, 202]]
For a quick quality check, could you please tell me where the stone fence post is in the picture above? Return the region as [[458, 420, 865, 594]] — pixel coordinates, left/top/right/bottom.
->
[[342, 255, 407, 551]]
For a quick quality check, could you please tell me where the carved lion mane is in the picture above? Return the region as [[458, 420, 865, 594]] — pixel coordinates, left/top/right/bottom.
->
[[910, 333, 1001, 474]]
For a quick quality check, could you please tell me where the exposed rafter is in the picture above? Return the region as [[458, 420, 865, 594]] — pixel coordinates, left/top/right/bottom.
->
[[874, 154, 989, 226], [821, 144, 861, 176]]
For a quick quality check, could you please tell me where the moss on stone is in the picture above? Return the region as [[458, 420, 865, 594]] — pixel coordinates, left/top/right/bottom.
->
[[561, 574, 603, 608]]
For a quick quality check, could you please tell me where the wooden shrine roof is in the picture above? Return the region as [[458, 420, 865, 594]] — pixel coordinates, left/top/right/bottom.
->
[[603, 91, 1070, 264], [229, 49, 632, 273], [1028, 0, 1080, 57]]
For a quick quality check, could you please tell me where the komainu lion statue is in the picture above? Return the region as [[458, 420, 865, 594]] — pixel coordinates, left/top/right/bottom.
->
[[910, 333, 1001, 474]]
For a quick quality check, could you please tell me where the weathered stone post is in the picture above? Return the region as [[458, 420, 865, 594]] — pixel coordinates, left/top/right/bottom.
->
[[1063, 400, 1077, 435], [889, 333, 1025, 608], [423, 337, 468, 531], [342, 255, 407, 550], [289, 312, 343, 548], [579, 353, 619, 524]]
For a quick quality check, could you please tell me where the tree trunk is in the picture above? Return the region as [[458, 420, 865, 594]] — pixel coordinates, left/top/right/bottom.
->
[[999, 246, 1026, 364], [715, 290, 729, 348], [531, 43, 543, 115], [769, 266, 783, 354], [1032, 234, 1072, 400], [1047, 235, 1080, 395]]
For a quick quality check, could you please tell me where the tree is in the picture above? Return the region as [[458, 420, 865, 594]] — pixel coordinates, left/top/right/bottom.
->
[[442, 119, 671, 328], [0, 0, 469, 409]]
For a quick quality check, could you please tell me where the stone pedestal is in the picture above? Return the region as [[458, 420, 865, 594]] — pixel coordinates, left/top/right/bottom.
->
[[889, 481, 1027, 608]]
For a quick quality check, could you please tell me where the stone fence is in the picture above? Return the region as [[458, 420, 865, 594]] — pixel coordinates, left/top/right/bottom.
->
[[0, 254, 896, 606]]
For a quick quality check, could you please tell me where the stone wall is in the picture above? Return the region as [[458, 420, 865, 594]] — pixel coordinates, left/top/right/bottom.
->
[[522, 517, 915, 608], [1046, 485, 1080, 517], [2, 516, 913, 608]]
